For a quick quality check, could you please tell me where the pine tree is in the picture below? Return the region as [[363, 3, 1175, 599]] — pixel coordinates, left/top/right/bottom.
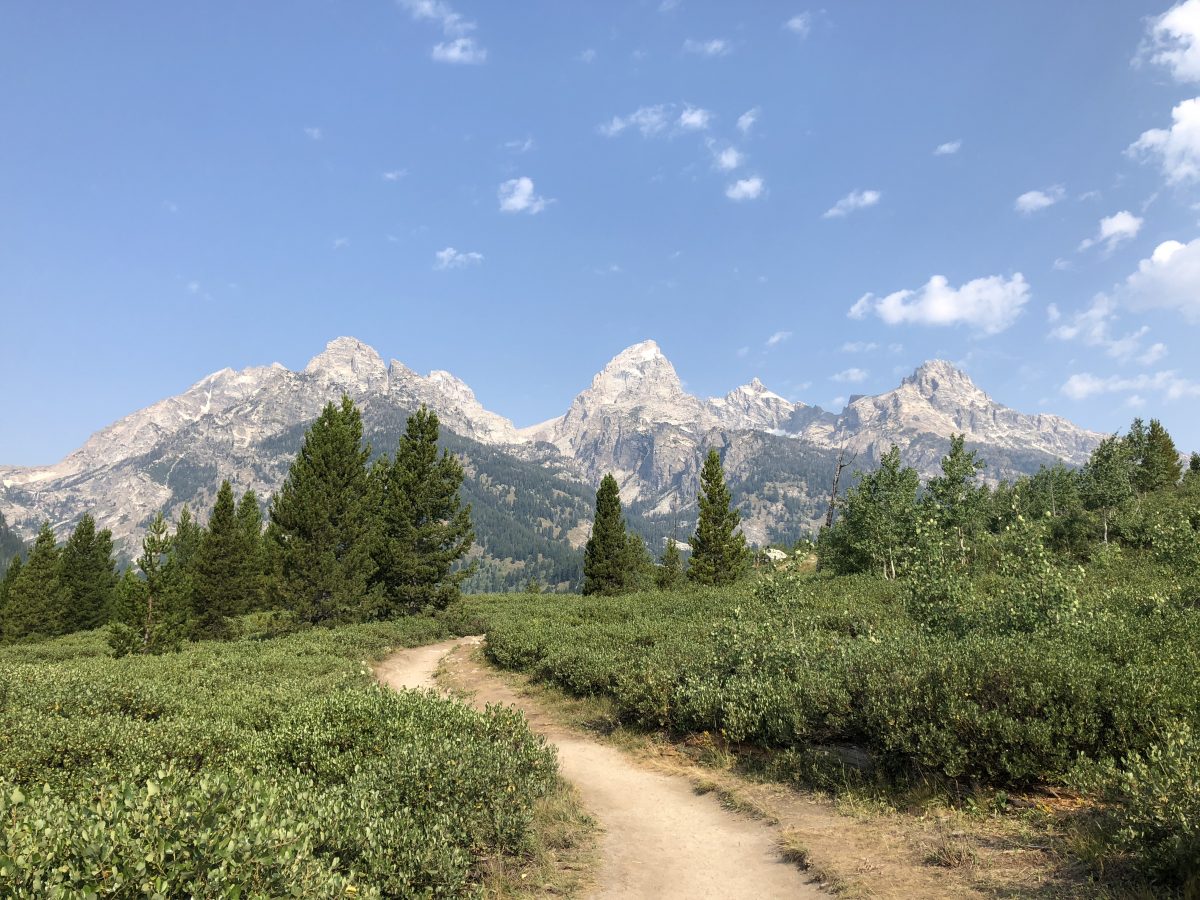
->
[[191, 481, 247, 639], [375, 406, 475, 615], [0, 511, 25, 574], [267, 396, 380, 624], [1082, 436, 1134, 545], [688, 449, 750, 586], [655, 537, 685, 590], [0, 556, 23, 627], [623, 531, 655, 592], [0, 522, 67, 641], [236, 489, 265, 610], [583, 474, 630, 595], [58, 513, 117, 632], [108, 512, 186, 656], [1138, 419, 1182, 492]]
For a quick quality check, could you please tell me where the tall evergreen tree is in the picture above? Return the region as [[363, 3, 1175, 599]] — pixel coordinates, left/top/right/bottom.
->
[[688, 449, 750, 586], [191, 481, 247, 639], [0, 556, 23, 628], [374, 407, 475, 614], [58, 513, 117, 632], [583, 474, 630, 595], [267, 396, 380, 624], [1082, 436, 1134, 545], [1138, 419, 1182, 492], [655, 537, 685, 590], [236, 490, 266, 610], [0, 522, 67, 641], [0, 511, 25, 574]]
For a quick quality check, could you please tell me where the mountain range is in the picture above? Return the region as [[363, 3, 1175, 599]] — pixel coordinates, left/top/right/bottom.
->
[[0, 337, 1105, 589]]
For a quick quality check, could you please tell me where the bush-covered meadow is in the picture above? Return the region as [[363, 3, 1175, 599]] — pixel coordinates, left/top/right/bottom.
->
[[0, 618, 557, 898], [468, 549, 1200, 888]]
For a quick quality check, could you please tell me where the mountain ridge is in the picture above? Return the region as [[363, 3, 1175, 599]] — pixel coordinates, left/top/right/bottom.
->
[[1, 336, 1106, 577]]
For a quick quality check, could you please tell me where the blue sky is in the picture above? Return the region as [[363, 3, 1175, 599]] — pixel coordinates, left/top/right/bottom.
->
[[4, 0, 1200, 464]]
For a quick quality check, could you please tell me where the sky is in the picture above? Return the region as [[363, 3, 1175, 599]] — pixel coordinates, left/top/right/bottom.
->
[[3, 1, 1200, 465]]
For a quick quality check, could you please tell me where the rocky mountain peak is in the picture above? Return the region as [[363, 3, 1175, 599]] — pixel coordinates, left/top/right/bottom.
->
[[902, 360, 982, 398], [304, 336, 387, 391], [588, 340, 687, 405]]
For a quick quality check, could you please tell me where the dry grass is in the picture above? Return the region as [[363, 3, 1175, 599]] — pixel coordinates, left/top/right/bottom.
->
[[477, 777, 599, 898]]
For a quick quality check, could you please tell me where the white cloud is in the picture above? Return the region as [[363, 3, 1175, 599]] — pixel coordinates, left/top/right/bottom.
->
[[726, 176, 765, 201], [1078, 210, 1143, 252], [841, 341, 879, 353], [398, 0, 487, 63], [823, 189, 881, 218], [498, 176, 551, 214], [1061, 370, 1200, 401], [598, 104, 670, 138], [736, 345, 750, 358], [1121, 236, 1200, 322], [766, 330, 792, 347], [683, 38, 731, 57], [832, 367, 869, 383], [434, 246, 483, 269], [712, 145, 744, 171], [850, 273, 1029, 335], [784, 14, 811, 36], [504, 137, 535, 153], [1050, 294, 1163, 363], [678, 105, 713, 130], [577, 48, 597, 63], [1014, 185, 1065, 214], [399, 0, 473, 35], [737, 107, 760, 134], [1143, 0, 1200, 83], [1128, 97, 1200, 183], [382, 169, 408, 181], [186, 280, 201, 295], [304, 126, 323, 141], [933, 140, 962, 156], [659, 0, 680, 11], [432, 37, 487, 64]]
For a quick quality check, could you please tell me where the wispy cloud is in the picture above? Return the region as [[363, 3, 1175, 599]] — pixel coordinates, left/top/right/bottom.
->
[[784, 13, 811, 36], [434, 246, 483, 269], [841, 341, 879, 353], [823, 189, 881, 218], [498, 176, 551, 214], [933, 139, 962, 156], [382, 169, 408, 181], [683, 38, 731, 57], [304, 126, 323, 141], [1014, 185, 1065, 214], [1050, 294, 1164, 363], [737, 107, 760, 135], [332, 237, 350, 250], [1062, 369, 1200, 401], [766, 330, 792, 347], [726, 176, 765, 201], [432, 37, 486, 64], [504, 136, 535, 153], [577, 48, 597, 63], [832, 367, 869, 383], [398, 0, 487, 63], [1078, 210, 1142, 252], [849, 273, 1029, 335], [678, 105, 712, 130], [710, 143, 744, 171]]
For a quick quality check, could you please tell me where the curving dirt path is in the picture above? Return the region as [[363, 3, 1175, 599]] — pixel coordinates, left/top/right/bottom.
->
[[376, 636, 823, 900]]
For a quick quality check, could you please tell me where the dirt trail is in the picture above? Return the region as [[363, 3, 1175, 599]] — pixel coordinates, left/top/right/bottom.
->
[[376, 636, 823, 900]]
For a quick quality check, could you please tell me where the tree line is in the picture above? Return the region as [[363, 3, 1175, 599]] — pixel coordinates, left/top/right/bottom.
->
[[0, 398, 473, 651], [582, 448, 752, 595], [819, 417, 1193, 581]]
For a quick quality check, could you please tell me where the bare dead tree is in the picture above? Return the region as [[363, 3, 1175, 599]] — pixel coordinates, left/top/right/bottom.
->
[[823, 443, 857, 529]]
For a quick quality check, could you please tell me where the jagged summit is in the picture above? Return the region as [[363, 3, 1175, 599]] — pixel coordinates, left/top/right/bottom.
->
[[304, 336, 388, 390], [902, 359, 984, 398]]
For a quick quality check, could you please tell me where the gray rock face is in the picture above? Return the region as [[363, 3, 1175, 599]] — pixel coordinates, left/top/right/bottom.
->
[[0, 337, 1104, 558]]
